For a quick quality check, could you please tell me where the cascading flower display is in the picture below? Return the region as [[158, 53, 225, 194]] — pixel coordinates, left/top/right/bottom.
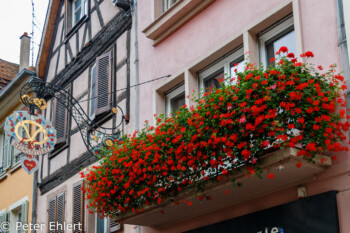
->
[[82, 47, 350, 218]]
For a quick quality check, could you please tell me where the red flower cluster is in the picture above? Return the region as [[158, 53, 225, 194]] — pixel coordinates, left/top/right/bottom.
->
[[82, 48, 350, 218]]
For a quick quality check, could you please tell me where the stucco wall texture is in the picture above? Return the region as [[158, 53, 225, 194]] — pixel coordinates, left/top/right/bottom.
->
[[135, 0, 350, 232]]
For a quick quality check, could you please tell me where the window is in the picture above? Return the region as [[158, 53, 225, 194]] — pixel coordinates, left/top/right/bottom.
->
[[165, 84, 185, 116], [96, 216, 105, 233], [89, 52, 112, 121], [13, 126, 25, 165], [0, 210, 6, 233], [0, 199, 28, 233], [48, 192, 65, 233], [0, 133, 13, 174], [144, 0, 215, 46], [0, 134, 4, 174], [199, 47, 244, 91], [73, 182, 84, 233], [258, 16, 296, 67], [73, 0, 88, 26], [162, 0, 177, 12], [66, 0, 88, 33], [109, 218, 122, 233]]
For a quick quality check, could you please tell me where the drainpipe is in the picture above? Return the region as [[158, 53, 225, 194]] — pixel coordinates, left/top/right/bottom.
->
[[335, 0, 350, 118], [132, 0, 140, 132], [335, 0, 350, 86], [132, 1, 140, 232], [31, 158, 38, 233]]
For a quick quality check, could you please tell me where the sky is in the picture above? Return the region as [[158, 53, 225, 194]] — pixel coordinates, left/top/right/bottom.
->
[[0, 0, 49, 66]]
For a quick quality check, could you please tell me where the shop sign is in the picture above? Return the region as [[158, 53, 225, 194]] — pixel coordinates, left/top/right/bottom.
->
[[185, 191, 339, 233], [4, 111, 57, 174]]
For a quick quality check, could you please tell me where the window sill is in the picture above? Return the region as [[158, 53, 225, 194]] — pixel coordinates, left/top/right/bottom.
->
[[143, 0, 216, 46], [65, 15, 89, 43], [49, 143, 69, 159], [0, 172, 8, 182], [10, 162, 21, 173]]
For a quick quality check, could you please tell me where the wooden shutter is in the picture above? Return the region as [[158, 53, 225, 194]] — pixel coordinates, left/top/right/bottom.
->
[[110, 218, 122, 233], [95, 52, 112, 116], [5, 211, 10, 233], [89, 64, 97, 121], [48, 197, 56, 233], [0, 212, 5, 224], [73, 183, 84, 233], [3, 135, 11, 170], [20, 200, 28, 233], [56, 193, 65, 233], [52, 93, 69, 145]]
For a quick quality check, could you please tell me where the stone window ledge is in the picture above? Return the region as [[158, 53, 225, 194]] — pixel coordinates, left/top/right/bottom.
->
[[143, 0, 216, 46]]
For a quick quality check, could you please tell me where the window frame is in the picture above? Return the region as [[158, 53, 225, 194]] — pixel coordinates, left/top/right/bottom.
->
[[198, 46, 244, 91], [72, 0, 88, 26], [88, 50, 113, 122], [258, 16, 295, 67], [165, 84, 185, 116], [49, 85, 71, 157], [0, 133, 4, 174], [162, 0, 177, 13], [65, 0, 89, 38]]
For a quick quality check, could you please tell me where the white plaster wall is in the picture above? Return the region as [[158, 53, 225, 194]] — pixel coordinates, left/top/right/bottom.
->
[[56, 45, 66, 74], [46, 53, 58, 82], [116, 64, 127, 90], [73, 69, 89, 99], [69, 132, 87, 161], [50, 148, 68, 174], [68, 34, 78, 59], [99, 0, 120, 27], [90, 0, 101, 39], [53, 22, 64, 51]]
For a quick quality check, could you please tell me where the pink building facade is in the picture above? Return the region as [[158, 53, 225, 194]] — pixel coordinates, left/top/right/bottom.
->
[[127, 0, 350, 232], [27, 0, 350, 233]]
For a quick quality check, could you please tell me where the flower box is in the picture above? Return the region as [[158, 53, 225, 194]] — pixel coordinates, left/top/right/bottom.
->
[[120, 148, 331, 227]]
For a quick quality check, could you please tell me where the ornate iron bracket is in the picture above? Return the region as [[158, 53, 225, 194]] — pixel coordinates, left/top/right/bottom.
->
[[20, 77, 126, 156]]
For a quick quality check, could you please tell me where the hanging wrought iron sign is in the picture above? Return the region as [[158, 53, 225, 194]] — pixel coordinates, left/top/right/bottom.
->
[[4, 109, 57, 174], [5, 110, 57, 155], [2, 77, 130, 174]]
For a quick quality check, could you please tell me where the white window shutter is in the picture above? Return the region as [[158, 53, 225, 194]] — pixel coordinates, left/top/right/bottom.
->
[[3, 136, 11, 170], [0, 212, 5, 224], [89, 64, 97, 121], [5, 211, 10, 233], [0, 135, 3, 171], [13, 127, 24, 162], [21, 200, 28, 233]]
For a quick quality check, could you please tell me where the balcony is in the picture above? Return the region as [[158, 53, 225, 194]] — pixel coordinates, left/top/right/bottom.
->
[[120, 148, 331, 227]]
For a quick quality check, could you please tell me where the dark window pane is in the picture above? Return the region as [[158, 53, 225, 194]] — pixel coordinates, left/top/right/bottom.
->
[[96, 217, 105, 233], [170, 93, 185, 114], [204, 71, 225, 89], [230, 58, 245, 85]]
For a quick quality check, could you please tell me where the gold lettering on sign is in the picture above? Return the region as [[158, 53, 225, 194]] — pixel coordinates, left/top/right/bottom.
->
[[15, 120, 48, 145]]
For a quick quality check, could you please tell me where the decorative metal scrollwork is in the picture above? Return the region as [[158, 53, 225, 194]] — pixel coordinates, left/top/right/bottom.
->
[[20, 77, 126, 157]]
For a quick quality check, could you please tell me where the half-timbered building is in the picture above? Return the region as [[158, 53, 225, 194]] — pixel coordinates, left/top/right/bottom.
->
[[35, 0, 135, 232]]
